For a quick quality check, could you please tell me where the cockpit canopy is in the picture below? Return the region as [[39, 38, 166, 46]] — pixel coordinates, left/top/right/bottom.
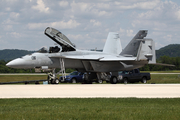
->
[[38, 47, 48, 53], [38, 46, 61, 53], [44, 27, 76, 52]]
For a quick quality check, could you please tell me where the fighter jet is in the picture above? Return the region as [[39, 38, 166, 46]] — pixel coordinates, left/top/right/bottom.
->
[[6, 27, 173, 84]]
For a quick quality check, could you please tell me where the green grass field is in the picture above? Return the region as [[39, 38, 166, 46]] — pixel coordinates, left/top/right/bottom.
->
[[0, 75, 47, 83], [142, 70, 180, 73], [0, 98, 180, 120], [147, 74, 180, 83]]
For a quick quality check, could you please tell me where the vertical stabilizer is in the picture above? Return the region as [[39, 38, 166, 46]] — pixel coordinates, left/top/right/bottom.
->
[[137, 39, 156, 63], [120, 30, 148, 57], [103, 32, 122, 55], [120, 30, 156, 64]]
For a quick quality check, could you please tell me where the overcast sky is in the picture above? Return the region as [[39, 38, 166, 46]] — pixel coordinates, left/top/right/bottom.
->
[[1, 0, 180, 50]]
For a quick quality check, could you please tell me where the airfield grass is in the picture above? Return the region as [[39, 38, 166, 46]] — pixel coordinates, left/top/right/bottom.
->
[[1, 74, 180, 83], [0, 98, 180, 120], [0, 75, 47, 83], [147, 74, 180, 83], [142, 70, 180, 73]]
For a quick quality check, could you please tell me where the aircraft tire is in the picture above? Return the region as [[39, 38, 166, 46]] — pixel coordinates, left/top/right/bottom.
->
[[110, 76, 117, 84], [71, 78, 77, 83], [55, 79, 60, 84], [97, 79, 103, 84], [141, 77, 147, 84], [51, 79, 59, 84], [123, 78, 128, 84]]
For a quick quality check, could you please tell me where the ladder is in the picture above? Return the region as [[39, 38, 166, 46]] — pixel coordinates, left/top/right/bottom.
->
[[59, 58, 66, 82]]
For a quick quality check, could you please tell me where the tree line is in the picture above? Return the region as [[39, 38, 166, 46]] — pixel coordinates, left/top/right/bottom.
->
[[0, 56, 179, 73]]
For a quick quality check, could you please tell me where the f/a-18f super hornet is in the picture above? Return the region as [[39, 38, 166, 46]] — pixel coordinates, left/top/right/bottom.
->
[[6, 27, 173, 84]]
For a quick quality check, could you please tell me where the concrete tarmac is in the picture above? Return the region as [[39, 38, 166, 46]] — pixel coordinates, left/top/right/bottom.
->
[[0, 84, 180, 98]]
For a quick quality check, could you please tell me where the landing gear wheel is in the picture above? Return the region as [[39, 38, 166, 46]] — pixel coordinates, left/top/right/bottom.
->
[[141, 77, 147, 83], [55, 79, 59, 84], [71, 78, 77, 83], [52, 79, 59, 84], [123, 78, 128, 84], [97, 79, 103, 84], [110, 77, 117, 84]]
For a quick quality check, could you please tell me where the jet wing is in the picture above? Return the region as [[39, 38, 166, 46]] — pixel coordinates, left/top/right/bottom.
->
[[50, 54, 102, 60], [50, 53, 136, 61], [44, 27, 76, 52], [99, 56, 136, 61]]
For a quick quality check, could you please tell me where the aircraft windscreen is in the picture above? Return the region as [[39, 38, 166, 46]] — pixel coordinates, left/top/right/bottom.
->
[[38, 47, 48, 53], [48, 28, 74, 47], [45, 27, 76, 52], [56, 32, 73, 46]]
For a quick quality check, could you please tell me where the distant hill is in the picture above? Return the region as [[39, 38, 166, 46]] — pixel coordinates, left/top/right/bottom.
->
[[156, 44, 180, 59], [0, 49, 35, 61]]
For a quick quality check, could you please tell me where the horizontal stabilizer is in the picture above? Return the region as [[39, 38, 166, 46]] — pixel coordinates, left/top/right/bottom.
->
[[149, 63, 175, 67]]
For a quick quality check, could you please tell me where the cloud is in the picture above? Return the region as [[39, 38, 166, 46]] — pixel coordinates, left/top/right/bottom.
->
[[5, 7, 11, 11], [163, 34, 173, 42], [70, 1, 112, 17], [32, 0, 50, 13], [9, 12, 20, 19], [51, 20, 80, 28], [90, 19, 101, 26], [129, 0, 180, 49], [2, 18, 19, 25], [96, 3, 110, 9], [59, 1, 69, 7], [28, 19, 80, 29], [131, 1, 180, 31], [175, 10, 180, 21], [126, 29, 134, 37], [3, 25, 13, 31], [67, 34, 84, 40], [6, 32, 22, 39], [119, 28, 125, 33], [1, 0, 180, 50], [71, 1, 90, 12], [114, 0, 160, 10]]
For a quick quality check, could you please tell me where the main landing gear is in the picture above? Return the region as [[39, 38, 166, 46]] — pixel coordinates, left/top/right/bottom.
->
[[83, 72, 118, 84]]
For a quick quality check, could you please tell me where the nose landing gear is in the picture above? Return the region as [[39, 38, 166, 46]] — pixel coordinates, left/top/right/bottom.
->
[[47, 58, 66, 84]]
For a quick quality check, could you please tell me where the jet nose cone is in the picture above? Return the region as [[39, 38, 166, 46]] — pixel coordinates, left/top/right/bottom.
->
[[6, 62, 12, 67], [6, 58, 25, 68]]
